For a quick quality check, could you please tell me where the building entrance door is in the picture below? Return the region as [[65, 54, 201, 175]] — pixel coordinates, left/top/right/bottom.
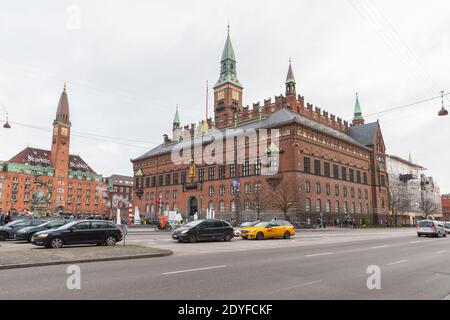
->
[[188, 197, 198, 217]]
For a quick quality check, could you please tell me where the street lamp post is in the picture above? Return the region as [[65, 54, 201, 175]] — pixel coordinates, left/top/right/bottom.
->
[[1, 106, 11, 129], [438, 91, 449, 117]]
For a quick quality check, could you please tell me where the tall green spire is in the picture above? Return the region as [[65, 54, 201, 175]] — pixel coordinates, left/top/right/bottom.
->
[[214, 27, 242, 88], [353, 92, 364, 122], [285, 58, 296, 85], [173, 106, 180, 125]]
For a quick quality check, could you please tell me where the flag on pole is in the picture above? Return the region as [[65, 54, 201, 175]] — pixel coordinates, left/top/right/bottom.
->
[[128, 203, 133, 223]]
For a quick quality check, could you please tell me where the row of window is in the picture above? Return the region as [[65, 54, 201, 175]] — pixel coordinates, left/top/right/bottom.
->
[[144, 199, 371, 214], [303, 157, 368, 185], [139, 161, 268, 188], [304, 181, 369, 200]]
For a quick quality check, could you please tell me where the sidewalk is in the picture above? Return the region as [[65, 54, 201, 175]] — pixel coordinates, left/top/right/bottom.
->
[[0, 245, 172, 270]]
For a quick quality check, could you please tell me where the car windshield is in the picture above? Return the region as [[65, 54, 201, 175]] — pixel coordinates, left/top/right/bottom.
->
[[57, 221, 80, 230], [240, 222, 258, 228], [254, 222, 271, 227], [184, 220, 204, 228], [418, 221, 434, 227], [36, 221, 53, 227], [444, 223, 450, 228], [4, 220, 24, 228]]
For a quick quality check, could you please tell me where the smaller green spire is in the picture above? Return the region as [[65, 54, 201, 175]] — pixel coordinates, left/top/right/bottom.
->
[[173, 105, 180, 125], [285, 58, 296, 85], [353, 92, 364, 121]]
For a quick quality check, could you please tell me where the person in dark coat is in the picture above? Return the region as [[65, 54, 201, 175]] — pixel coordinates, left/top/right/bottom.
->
[[4, 211, 12, 225]]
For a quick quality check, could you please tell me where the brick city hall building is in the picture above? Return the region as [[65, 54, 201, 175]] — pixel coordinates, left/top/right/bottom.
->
[[131, 31, 390, 225], [0, 84, 107, 216]]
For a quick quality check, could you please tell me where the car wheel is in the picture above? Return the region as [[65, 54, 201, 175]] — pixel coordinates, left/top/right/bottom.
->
[[0, 232, 7, 241], [189, 235, 197, 243], [27, 235, 33, 243], [105, 236, 117, 246], [256, 232, 265, 240], [49, 237, 64, 249], [224, 234, 232, 242], [283, 231, 291, 239], [417, 234, 422, 237]]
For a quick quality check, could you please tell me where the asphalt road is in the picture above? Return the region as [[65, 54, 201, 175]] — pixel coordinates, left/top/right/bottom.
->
[[0, 228, 449, 300]]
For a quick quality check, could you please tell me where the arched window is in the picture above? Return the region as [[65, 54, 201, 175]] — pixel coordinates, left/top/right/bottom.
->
[[316, 199, 322, 212], [150, 204, 155, 213], [335, 201, 340, 213], [208, 200, 214, 211], [305, 198, 311, 212], [173, 203, 177, 213], [231, 200, 236, 213], [344, 202, 348, 214], [359, 203, 363, 214], [326, 200, 331, 213], [351, 202, 356, 214], [145, 204, 150, 213], [219, 201, 225, 213], [165, 203, 170, 212]]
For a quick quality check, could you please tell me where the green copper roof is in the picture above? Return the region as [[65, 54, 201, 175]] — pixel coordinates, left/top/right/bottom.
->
[[173, 107, 180, 125], [353, 93, 364, 120], [215, 32, 242, 88], [285, 60, 296, 85], [221, 34, 236, 62]]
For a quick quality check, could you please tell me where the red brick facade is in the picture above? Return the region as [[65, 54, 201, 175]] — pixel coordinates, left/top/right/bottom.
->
[[442, 195, 450, 221], [131, 34, 390, 226]]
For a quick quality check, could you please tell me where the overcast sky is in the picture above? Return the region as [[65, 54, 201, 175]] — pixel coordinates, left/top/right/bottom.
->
[[0, 0, 449, 193]]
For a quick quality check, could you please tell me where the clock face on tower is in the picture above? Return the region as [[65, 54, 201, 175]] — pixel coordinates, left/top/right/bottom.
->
[[61, 127, 68, 136], [217, 91, 225, 101], [232, 90, 240, 102]]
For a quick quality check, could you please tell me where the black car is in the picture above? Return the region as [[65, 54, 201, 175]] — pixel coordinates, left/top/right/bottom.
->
[[32, 220, 123, 249], [16, 220, 71, 242], [172, 219, 234, 243], [0, 219, 47, 241]]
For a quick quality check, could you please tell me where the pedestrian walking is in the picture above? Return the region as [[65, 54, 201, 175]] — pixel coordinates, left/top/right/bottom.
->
[[0, 210, 4, 226]]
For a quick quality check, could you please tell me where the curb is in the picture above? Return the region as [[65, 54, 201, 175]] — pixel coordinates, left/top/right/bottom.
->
[[0, 250, 173, 270]]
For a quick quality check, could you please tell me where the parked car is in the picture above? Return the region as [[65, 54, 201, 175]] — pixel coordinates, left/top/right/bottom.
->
[[241, 220, 296, 240], [442, 222, 450, 235], [293, 222, 314, 229], [417, 220, 447, 238], [234, 221, 260, 237], [0, 219, 47, 241], [171, 219, 234, 243], [16, 219, 71, 242], [31, 220, 123, 248]]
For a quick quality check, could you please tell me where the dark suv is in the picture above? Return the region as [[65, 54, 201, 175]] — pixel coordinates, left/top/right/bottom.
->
[[172, 219, 234, 243], [32, 220, 123, 248]]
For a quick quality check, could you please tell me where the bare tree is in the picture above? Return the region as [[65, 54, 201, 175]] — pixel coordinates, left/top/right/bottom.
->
[[269, 176, 299, 220], [251, 183, 270, 221], [389, 182, 410, 223], [419, 191, 439, 217]]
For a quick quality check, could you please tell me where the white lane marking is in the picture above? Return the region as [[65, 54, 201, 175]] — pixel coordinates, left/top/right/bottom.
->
[[162, 265, 227, 275], [269, 280, 323, 294], [409, 241, 422, 244], [305, 252, 333, 258], [436, 250, 447, 255], [387, 259, 408, 266], [371, 245, 389, 249]]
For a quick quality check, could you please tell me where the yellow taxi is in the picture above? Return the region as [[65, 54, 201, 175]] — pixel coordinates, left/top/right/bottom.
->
[[240, 220, 296, 240]]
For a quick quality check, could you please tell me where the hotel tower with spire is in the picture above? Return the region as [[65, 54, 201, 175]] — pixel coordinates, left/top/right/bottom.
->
[[0, 84, 107, 216]]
